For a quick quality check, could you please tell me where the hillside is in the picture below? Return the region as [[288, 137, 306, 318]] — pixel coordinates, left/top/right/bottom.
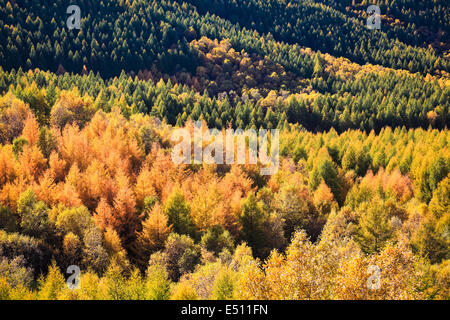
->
[[0, 0, 448, 301], [0, 0, 449, 132]]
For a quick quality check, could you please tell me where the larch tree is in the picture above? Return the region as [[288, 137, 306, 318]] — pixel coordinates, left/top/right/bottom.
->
[[355, 197, 393, 254], [135, 204, 172, 267], [163, 188, 194, 237]]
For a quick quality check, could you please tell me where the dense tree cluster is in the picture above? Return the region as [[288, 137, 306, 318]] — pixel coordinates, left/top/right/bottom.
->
[[0, 0, 448, 301], [183, 0, 449, 75], [0, 101, 448, 299], [0, 0, 200, 77], [321, 0, 449, 52], [1, 0, 448, 78], [1, 0, 448, 133], [0, 62, 448, 133]]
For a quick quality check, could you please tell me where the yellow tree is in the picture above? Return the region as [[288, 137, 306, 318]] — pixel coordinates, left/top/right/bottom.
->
[[190, 182, 221, 233], [104, 227, 130, 272], [135, 164, 157, 209], [135, 204, 172, 266]]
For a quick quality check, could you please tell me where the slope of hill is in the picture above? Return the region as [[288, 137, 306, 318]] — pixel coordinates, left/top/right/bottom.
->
[[0, 0, 448, 301]]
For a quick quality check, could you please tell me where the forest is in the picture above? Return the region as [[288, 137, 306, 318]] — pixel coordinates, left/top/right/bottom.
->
[[0, 0, 448, 300]]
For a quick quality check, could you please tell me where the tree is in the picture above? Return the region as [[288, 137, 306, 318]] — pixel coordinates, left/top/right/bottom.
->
[[146, 263, 171, 300], [124, 268, 146, 300], [38, 261, 66, 300], [103, 259, 126, 300], [415, 154, 449, 203], [341, 145, 370, 176], [355, 197, 393, 254], [211, 267, 236, 300], [135, 165, 157, 210], [0, 93, 32, 144], [200, 225, 234, 256], [429, 175, 450, 219], [335, 244, 422, 300], [152, 233, 201, 282], [17, 188, 51, 239], [12, 137, 28, 159], [190, 182, 221, 233], [54, 205, 94, 239], [50, 89, 95, 130], [238, 193, 268, 257], [94, 172, 139, 248], [19, 145, 46, 181], [0, 205, 17, 233], [82, 225, 109, 274], [62, 232, 82, 267], [309, 153, 341, 204], [313, 181, 337, 218], [103, 227, 130, 272], [0, 145, 16, 186], [313, 53, 324, 77], [0, 229, 51, 276], [37, 127, 56, 159], [0, 255, 33, 288], [273, 185, 316, 241], [164, 189, 194, 237], [411, 207, 449, 264], [171, 280, 199, 300], [134, 204, 172, 268], [21, 115, 39, 146]]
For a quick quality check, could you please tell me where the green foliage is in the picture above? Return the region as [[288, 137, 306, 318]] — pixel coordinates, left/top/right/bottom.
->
[[54, 205, 95, 239], [12, 137, 28, 159], [0, 256, 33, 288], [0, 0, 448, 300], [200, 226, 234, 256], [211, 267, 236, 300], [0, 206, 17, 233], [429, 176, 450, 219], [417, 155, 449, 203], [186, 0, 449, 74], [309, 156, 341, 204], [37, 127, 56, 158], [103, 259, 126, 300], [151, 233, 201, 281], [17, 189, 51, 239]]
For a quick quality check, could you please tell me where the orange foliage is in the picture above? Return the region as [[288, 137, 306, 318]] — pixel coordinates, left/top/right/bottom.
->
[[94, 170, 139, 247], [57, 182, 82, 208], [0, 145, 16, 186], [19, 145, 46, 181], [33, 170, 58, 206], [21, 115, 39, 146], [136, 203, 172, 253], [0, 178, 28, 212], [360, 168, 414, 203]]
